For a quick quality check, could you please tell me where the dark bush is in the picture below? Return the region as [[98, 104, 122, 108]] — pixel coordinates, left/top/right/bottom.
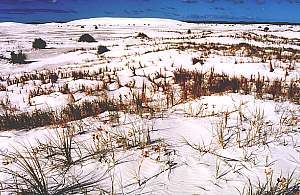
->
[[136, 32, 149, 39], [50, 73, 59, 83], [32, 38, 47, 49], [10, 51, 27, 64], [264, 27, 270, 31], [187, 29, 191, 34], [97, 45, 110, 54], [192, 57, 204, 65], [78, 34, 96, 43]]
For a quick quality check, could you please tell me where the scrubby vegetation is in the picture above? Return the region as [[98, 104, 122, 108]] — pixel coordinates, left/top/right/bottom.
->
[[78, 33, 96, 42], [97, 45, 110, 54], [10, 51, 27, 64], [0, 99, 117, 130], [264, 26, 270, 31], [0, 120, 160, 194], [173, 67, 300, 103], [32, 38, 47, 49], [136, 32, 149, 39], [0, 20, 299, 194]]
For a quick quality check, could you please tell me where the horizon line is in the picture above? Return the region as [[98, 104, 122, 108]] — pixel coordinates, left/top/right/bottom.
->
[[1, 17, 299, 26]]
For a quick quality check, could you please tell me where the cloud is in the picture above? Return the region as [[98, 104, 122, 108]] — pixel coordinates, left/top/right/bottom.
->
[[213, 6, 225, 11], [123, 9, 145, 15], [0, 8, 77, 14], [0, 0, 55, 3], [185, 13, 257, 21], [181, 0, 198, 3], [0, 0, 79, 4], [0, 16, 13, 20], [180, 0, 300, 5], [281, 0, 300, 4]]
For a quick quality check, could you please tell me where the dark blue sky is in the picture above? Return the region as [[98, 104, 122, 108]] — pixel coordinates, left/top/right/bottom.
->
[[0, 0, 299, 23]]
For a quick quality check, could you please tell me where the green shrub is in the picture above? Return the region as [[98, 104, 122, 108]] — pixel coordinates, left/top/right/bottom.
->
[[78, 34, 96, 42], [10, 51, 26, 64], [97, 45, 110, 54], [136, 32, 149, 39], [264, 27, 270, 31], [32, 38, 47, 49]]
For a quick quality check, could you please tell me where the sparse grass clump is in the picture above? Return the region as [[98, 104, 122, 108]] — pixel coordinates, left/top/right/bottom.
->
[[0, 83, 6, 91], [0, 113, 163, 194], [173, 68, 300, 103], [0, 99, 118, 131], [0, 109, 55, 131], [0, 133, 109, 194]]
